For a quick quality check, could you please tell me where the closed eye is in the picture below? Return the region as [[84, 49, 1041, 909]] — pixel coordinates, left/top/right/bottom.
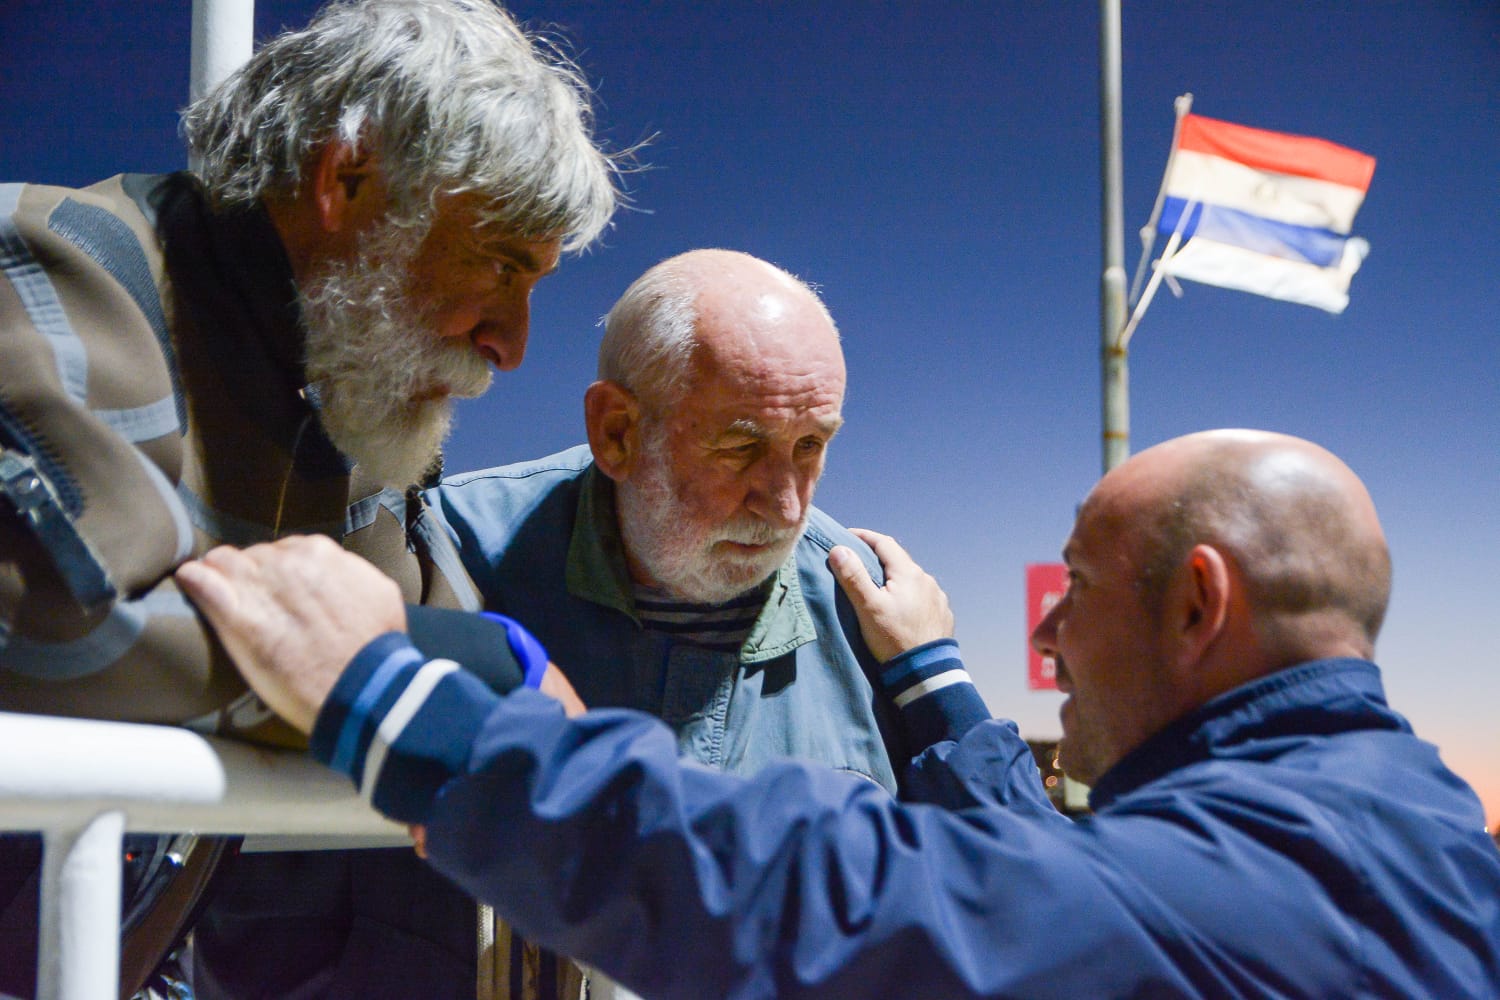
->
[[716, 441, 763, 467]]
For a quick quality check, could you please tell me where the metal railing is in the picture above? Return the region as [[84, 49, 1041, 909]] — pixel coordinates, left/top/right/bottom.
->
[[0, 711, 406, 1000]]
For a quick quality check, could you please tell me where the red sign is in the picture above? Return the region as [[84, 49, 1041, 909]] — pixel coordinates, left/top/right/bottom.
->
[[1026, 563, 1068, 690]]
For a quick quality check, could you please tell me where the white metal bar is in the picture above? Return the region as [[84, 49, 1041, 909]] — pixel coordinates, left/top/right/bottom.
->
[[1098, 0, 1130, 475], [0, 712, 405, 838], [1128, 93, 1195, 308], [1116, 200, 1195, 353], [37, 811, 125, 1000], [1, 712, 407, 1000], [188, 0, 255, 173]]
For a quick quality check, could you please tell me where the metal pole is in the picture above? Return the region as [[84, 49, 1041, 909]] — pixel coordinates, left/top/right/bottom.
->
[[190, 0, 255, 102], [37, 812, 126, 1000], [1099, 0, 1129, 473], [190, 0, 256, 170], [4, 710, 403, 999], [1067, 0, 1130, 810]]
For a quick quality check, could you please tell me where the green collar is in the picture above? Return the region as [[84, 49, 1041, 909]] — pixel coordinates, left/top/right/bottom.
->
[[565, 465, 815, 663]]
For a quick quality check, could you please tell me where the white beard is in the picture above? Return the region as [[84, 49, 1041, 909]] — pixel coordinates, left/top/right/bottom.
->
[[615, 423, 804, 604], [299, 221, 492, 488]]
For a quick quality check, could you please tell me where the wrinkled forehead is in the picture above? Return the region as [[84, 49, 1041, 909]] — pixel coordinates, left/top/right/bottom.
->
[[683, 342, 846, 415], [687, 299, 845, 386], [649, 337, 845, 448]]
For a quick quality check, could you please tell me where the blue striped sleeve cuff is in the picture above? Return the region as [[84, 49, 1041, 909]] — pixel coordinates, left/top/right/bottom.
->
[[878, 638, 992, 750], [310, 631, 501, 823]]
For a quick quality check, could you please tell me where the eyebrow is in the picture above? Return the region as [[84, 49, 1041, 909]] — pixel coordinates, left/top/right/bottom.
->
[[505, 246, 558, 276], [478, 236, 559, 276], [717, 415, 844, 442], [717, 419, 769, 442]]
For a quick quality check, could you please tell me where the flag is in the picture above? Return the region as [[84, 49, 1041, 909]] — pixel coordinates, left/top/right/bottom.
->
[[1156, 113, 1375, 313]]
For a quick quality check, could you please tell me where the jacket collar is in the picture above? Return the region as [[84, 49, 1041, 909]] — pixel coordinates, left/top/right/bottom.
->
[[563, 463, 816, 662], [147, 172, 347, 476], [1089, 658, 1407, 810], [144, 173, 305, 383]]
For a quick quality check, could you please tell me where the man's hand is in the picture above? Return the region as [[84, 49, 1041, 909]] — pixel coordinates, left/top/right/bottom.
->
[[175, 536, 406, 734], [829, 528, 955, 662]]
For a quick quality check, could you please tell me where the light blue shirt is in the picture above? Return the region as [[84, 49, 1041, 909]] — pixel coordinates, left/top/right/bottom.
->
[[428, 445, 903, 792]]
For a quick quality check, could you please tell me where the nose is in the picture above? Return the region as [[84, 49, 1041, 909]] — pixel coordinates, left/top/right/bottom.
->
[[1030, 598, 1061, 658], [469, 295, 531, 372], [747, 458, 807, 530]]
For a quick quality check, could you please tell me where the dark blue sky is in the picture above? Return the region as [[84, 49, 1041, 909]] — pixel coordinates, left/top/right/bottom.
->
[[3, 1, 1496, 816]]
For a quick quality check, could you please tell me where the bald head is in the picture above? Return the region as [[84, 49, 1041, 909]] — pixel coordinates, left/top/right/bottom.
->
[[598, 249, 841, 413], [1100, 429, 1391, 664], [1032, 429, 1391, 784]]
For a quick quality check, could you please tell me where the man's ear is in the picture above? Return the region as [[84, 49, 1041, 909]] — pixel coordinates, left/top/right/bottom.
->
[[310, 140, 385, 235], [584, 380, 641, 482], [1165, 543, 1231, 669]]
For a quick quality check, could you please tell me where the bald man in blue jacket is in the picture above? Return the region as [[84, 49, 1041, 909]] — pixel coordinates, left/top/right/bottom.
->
[[179, 429, 1500, 999]]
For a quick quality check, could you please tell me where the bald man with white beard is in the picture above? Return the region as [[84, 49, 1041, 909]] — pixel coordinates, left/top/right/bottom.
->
[[428, 250, 979, 786], [419, 249, 986, 998]]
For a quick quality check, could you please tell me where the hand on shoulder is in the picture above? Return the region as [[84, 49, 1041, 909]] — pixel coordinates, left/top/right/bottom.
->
[[829, 529, 954, 662]]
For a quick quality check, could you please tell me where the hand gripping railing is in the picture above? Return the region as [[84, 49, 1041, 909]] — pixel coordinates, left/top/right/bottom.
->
[[0, 711, 406, 1000]]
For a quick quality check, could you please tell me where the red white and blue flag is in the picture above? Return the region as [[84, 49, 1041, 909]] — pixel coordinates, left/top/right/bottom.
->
[[1155, 113, 1376, 313]]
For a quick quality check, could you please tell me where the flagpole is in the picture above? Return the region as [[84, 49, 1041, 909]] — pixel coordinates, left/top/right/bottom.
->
[[1099, 0, 1128, 474]]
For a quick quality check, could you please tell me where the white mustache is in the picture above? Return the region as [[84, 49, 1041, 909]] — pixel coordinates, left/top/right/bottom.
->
[[716, 521, 797, 548]]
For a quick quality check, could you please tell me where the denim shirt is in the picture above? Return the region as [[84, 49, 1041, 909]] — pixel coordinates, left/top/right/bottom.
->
[[429, 445, 902, 792]]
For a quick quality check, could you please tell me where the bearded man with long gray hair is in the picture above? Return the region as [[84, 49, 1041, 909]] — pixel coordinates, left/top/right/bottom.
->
[[0, 1, 616, 995]]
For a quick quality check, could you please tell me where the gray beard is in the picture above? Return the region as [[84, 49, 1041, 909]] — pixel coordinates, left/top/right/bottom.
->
[[299, 222, 491, 489], [616, 423, 803, 604]]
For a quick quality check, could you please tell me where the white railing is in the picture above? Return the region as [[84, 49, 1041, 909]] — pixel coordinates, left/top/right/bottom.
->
[[0, 711, 406, 1000]]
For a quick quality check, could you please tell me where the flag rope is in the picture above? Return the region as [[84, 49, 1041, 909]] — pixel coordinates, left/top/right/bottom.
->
[[1128, 93, 1195, 310], [1117, 195, 1196, 351]]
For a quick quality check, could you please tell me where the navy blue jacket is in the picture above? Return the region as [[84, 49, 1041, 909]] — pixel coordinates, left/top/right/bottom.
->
[[314, 647, 1500, 999]]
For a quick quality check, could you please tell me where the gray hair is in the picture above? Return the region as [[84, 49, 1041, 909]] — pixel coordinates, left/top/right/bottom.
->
[[181, 0, 619, 249], [597, 264, 700, 412]]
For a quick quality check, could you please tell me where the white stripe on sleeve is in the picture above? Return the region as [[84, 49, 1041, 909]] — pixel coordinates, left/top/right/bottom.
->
[[891, 668, 973, 709], [359, 658, 461, 803]]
